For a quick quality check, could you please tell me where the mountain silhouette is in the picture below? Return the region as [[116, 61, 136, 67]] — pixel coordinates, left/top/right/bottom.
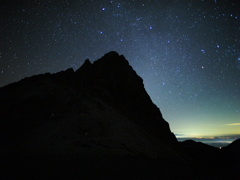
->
[[221, 138, 240, 163], [0, 51, 177, 154], [0, 51, 239, 179]]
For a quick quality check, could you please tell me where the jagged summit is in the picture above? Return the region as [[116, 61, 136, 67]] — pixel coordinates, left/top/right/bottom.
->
[[0, 51, 177, 158], [75, 52, 177, 145], [98, 51, 120, 59], [1, 52, 239, 179], [76, 51, 130, 78]]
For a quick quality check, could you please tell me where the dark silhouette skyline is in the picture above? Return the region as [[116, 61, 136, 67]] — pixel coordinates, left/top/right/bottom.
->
[[1, 0, 240, 139], [1, 51, 239, 179]]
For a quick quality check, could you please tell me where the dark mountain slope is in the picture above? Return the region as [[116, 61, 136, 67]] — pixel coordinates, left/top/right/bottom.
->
[[1, 51, 240, 179], [0, 51, 177, 158], [74, 51, 177, 145], [221, 138, 240, 163]]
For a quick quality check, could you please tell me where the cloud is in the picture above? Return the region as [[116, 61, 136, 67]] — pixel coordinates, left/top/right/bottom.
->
[[174, 134, 185, 137], [226, 123, 240, 126]]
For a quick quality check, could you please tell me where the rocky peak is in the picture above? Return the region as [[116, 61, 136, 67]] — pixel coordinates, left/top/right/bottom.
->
[[0, 51, 177, 152], [75, 52, 177, 146]]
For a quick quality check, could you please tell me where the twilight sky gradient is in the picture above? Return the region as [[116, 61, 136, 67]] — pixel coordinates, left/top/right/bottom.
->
[[1, 0, 240, 138]]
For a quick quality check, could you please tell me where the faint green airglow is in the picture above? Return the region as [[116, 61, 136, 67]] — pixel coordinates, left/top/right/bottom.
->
[[164, 109, 240, 137], [226, 123, 240, 126]]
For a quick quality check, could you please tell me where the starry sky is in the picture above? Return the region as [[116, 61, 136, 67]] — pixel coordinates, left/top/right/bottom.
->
[[1, 0, 240, 138]]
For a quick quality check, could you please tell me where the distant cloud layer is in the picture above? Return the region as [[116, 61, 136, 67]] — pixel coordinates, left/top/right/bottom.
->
[[226, 123, 240, 126]]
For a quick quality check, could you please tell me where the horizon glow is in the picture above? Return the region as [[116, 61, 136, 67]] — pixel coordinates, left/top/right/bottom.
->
[[1, 1, 240, 137]]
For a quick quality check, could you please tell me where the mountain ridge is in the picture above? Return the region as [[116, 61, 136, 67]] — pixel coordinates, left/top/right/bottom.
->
[[1, 51, 239, 179], [0, 51, 177, 157]]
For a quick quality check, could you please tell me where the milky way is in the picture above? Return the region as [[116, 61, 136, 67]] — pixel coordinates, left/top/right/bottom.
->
[[1, 0, 240, 137]]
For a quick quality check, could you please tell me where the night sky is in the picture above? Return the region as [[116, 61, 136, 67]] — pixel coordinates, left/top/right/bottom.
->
[[1, 0, 240, 138]]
